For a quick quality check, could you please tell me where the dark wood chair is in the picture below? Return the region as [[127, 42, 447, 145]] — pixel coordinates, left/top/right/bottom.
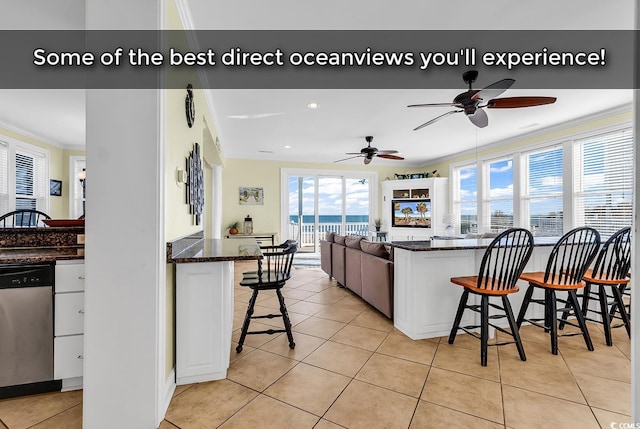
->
[[0, 209, 51, 227], [564, 227, 631, 346], [236, 240, 298, 353], [517, 227, 600, 354], [448, 228, 534, 366]]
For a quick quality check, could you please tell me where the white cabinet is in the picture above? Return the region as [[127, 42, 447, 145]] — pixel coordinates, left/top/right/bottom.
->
[[54, 261, 85, 389], [381, 178, 449, 241]]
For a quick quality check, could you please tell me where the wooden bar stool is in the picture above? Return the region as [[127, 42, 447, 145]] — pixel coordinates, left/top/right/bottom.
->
[[565, 227, 631, 346], [236, 241, 298, 353], [449, 228, 534, 366], [517, 227, 600, 355]]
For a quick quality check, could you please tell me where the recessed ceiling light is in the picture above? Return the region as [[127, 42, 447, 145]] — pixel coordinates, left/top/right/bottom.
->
[[284, 145, 291, 149], [307, 102, 320, 109]]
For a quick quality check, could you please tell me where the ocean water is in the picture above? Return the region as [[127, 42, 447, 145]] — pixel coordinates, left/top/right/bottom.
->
[[289, 215, 369, 224]]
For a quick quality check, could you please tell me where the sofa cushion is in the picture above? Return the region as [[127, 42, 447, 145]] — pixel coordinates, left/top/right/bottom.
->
[[334, 234, 346, 245], [360, 240, 390, 259], [325, 231, 335, 242], [345, 236, 363, 249]]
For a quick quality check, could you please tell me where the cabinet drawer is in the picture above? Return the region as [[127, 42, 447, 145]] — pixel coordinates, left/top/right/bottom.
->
[[55, 293, 84, 336], [54, 335, 84, 380], [55, 263, 85, 293]]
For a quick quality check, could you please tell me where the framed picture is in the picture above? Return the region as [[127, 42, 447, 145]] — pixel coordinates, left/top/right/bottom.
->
[[49, 179, 62, 196], [239, 187, 264, 205]]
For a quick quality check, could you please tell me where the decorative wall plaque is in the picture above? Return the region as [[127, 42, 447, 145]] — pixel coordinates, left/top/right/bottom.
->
[[186, 142, 204, 225]]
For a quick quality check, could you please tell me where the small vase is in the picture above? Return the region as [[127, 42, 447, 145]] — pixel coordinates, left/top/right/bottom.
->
[[375, 226, 381, 232]]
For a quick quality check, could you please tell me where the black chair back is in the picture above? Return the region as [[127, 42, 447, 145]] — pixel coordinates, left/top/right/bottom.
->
[[0, 209, 51, 227], [544, 227, 600, 285], [257, 240, 298, 284], [476, 228, 534, 291], [590, 227, 631, 282]]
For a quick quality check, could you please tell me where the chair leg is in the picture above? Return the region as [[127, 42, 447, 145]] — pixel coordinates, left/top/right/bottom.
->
[[548, 289, 559, 355], [516, 285, 535, 328], [503, 296, 526, 362], [568, 290, 594, 351], [236, 289, 259, 353], [598, 285, 613, 347], [276, 289, 295, 349], [480, 295, 489, 367], [448, 289, 469, 345], [611, 285, 631, 339]]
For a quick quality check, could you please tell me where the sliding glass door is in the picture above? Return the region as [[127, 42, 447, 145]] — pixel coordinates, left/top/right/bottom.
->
[[283, 169, 376, 253]]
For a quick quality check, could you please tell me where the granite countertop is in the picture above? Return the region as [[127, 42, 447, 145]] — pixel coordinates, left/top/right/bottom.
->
[[170, 238, 263, 263], [0, 246, 85, 263], [390, 237, 559, 252]]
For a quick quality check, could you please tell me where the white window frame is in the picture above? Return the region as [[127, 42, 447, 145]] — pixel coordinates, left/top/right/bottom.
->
[[0, 134, 49, 215], [69, 156, 86, 218], [449, 121, 633, 237], [482, 156, 516, 232], [451, 162, 478, 234]]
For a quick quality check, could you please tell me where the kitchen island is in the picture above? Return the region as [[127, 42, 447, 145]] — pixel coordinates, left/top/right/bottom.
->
[[390, 238, 556, 340], [168, 236, 262, 385]]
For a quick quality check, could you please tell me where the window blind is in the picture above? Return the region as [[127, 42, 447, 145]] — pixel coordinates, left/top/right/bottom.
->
[[15, 149, 47, 212], [523, 145, 563, 236], [573, 128, 633, 238], [72, 158, 86, 218]]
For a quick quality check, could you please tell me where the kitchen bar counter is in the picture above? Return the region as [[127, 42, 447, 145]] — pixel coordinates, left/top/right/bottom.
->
[[392, 237, 556, 340], [170, 238, 262, 263], [0, 246, 85, 264], [390, 236, 558, 252], [168, 235, 263, 385]]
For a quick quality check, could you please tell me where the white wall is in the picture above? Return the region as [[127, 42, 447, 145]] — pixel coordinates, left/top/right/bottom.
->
[[83, 1, 166, 428]]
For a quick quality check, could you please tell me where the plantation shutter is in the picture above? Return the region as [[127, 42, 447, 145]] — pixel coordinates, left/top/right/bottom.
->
[[573, 128, 633, 238]]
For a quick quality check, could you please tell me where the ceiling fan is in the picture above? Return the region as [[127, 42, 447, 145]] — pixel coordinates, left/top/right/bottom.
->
[[334, 136, 404, 165], [408, 70, 557, 130]]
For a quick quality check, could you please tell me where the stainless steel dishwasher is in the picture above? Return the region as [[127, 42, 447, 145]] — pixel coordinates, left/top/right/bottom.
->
[[0, 264, 60, 398]]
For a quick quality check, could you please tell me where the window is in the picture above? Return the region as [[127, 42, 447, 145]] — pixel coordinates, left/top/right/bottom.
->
[[450, 123, 633, 239], [0, 137, 49, 215], [522, 145, 563, 237], [574, 129, 633, 238], [70, 157, 86, 218], [483, 157, 514, 231], [452, 163, 477, 234]]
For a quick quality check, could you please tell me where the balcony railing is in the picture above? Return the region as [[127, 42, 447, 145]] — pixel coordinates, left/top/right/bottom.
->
[[288, 221, 370, 248]]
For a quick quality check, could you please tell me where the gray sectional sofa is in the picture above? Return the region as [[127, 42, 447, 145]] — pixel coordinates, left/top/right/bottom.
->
[[320, 233, 394, 319]]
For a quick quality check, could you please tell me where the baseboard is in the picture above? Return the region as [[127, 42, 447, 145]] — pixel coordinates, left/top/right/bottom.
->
[[158, 369, 176, 426]]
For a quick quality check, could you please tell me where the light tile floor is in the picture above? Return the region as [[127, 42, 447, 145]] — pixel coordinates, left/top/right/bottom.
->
[[0, 262, 633, 428]]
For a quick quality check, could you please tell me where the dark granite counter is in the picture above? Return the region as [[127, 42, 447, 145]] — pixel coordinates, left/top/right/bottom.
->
[[0, 246, 85, 264], [170, 238, 262, 263], [390, 237, 559, 252]]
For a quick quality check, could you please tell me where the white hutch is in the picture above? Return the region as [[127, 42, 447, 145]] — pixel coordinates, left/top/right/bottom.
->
[[380, 178, 449, 241]]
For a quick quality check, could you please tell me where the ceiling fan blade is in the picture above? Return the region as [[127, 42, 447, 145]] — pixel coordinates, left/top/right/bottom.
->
[[472, 78, 515, 102], [413, 110, 461, 131], [334, 155, 362, 163], [377, 149, 399, 154], [344, 152, 363, 155], [376, 154, 405, 160], [468, 108, 488, 128], [364, 157, 373, 165], [408, 102, 462, 108], [486, 96, 557, 109]]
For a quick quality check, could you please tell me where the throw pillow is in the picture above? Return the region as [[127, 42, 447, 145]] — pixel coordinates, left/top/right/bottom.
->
[[334, 234, 346, 245], [345, 236, 364, 249], [360, 240, 390, 259], [325, 231, 335, 242]]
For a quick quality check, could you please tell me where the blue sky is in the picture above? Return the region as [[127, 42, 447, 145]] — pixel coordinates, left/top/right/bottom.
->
[[288, 176, 370, 216]]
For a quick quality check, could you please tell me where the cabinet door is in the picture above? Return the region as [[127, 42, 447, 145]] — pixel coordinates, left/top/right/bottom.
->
[[55, 293, 84, 336], [55, 263, 85, 293], [54, 335, 84, 379]]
